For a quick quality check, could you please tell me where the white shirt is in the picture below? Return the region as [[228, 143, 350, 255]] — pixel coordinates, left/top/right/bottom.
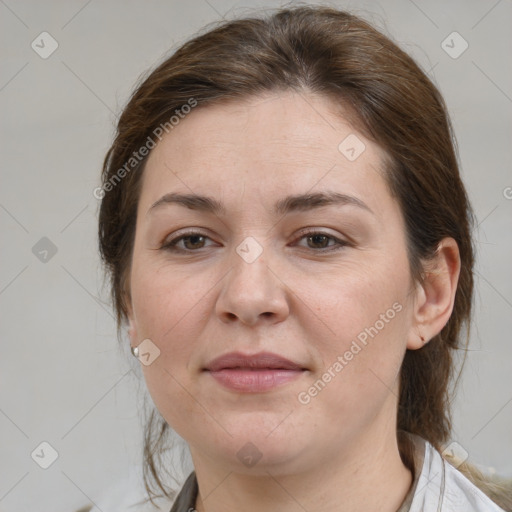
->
[[403, 434, 505, 511], [90, 435, 506, 511]]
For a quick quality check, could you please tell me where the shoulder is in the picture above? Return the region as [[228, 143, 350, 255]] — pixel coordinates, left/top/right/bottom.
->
[[442, 458, 507, 511], [409, 436, 507, 512]]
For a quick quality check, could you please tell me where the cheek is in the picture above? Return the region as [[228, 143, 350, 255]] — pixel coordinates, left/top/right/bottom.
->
[[298, 257, 409, 341], [297, 256, 411, 396], [129, 261, 216, 383], [130, 264, 216, 433], [131, 257, 211, 332]]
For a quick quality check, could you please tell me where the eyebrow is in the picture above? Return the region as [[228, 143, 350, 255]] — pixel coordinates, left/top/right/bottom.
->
[[147, 191, 373, 216]]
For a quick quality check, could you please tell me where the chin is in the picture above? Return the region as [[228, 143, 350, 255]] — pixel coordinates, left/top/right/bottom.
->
[[212, 419, 310, 475]]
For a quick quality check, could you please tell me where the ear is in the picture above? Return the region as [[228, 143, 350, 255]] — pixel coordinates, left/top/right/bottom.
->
[[407, 237, 461, 350], [125, 299, 138, 347], [128, 317, 138, 346]]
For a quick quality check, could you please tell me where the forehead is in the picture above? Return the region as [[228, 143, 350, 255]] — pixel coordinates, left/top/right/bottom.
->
[[139, 91, 392, 217]]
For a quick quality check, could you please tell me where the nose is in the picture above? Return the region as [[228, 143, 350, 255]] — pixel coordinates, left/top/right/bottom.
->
[[215, 244, 290, 326]]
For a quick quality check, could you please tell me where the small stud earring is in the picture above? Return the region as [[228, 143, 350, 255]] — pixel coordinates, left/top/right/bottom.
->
[[131, 345, 139, 358]]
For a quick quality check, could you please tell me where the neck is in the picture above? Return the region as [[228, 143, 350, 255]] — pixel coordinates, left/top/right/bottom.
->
[[191, 421, 413, 512]]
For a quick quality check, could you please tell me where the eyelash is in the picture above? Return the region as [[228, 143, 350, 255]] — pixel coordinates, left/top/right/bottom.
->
[[161, 229, 350, 254]]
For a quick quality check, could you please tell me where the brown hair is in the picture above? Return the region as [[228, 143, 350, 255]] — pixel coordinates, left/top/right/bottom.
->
[[98, 4, 511, 508]]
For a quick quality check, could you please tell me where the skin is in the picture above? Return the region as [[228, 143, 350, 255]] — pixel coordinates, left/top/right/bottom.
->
[[126, 91, 460, 512]]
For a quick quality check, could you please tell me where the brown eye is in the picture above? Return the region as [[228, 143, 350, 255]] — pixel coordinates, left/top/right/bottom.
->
[[181, 235, 207, 250], [294, 230, 350, 252], [307, 234, 330, 249], [161, 232, 214, 252]]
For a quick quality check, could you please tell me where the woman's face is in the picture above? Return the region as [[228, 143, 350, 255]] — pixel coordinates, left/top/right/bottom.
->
[[128, 91, 420, 475]]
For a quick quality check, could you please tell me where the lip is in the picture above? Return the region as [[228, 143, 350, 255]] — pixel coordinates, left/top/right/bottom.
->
[[204, 351, 307, 393], [205, 351, 305, 372]]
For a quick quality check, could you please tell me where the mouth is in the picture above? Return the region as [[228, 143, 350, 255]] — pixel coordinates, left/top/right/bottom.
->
[[203, 351, 307, 392], [204, 351, 306, 372]]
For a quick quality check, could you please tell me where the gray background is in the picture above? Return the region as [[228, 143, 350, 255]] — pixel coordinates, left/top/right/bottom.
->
[[1, 0, 511, 510]]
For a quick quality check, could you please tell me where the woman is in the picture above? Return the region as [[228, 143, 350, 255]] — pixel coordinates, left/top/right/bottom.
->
[[96, 5, 511, 511]]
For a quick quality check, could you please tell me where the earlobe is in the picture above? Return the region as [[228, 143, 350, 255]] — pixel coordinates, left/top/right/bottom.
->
[[126, 304, 138, 346], [128, 318, 136, 340], [127, 317, 141, 358], [407, 328, 428, 351], [124, 292, 137, 341], [406, 238, 461, 351]]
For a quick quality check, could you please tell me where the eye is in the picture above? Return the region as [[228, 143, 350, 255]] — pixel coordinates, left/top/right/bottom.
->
[[161, 231, 215, 252], [294, 230, 349, 252], [161, 229, 350, 253]]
